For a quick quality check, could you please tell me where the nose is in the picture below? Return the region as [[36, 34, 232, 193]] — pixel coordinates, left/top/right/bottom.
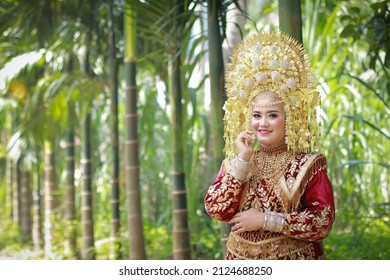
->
[[259, 117, 269, 127]]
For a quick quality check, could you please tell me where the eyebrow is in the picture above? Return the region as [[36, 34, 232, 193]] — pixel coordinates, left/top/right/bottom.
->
[[253, 109, 280, 114]]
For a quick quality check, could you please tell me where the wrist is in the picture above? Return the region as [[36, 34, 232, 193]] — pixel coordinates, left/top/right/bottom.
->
[[237, 152, 251, 162], [228, 156, 250, 181], [263, 211, 286, 233]]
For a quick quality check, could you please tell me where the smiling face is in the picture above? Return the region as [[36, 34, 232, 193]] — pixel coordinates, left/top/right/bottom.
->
[[251, 91, 286, 148]]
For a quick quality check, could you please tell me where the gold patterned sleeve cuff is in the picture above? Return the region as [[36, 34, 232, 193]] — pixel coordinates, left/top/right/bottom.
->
[[227, 156, 250, 181]]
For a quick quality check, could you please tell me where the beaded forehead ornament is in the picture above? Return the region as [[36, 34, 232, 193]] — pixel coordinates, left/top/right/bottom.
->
[[223, 32, 320, 158]]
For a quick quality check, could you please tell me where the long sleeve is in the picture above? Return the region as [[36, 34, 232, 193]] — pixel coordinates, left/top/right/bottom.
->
[[204, 165, 246, 222], [283, 168, 335, 242]]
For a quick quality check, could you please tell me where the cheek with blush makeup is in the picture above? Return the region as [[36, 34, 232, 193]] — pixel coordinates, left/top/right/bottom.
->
[[250, 105, 286, 148]]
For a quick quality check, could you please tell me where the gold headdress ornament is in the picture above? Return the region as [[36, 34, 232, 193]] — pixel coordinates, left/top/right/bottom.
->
[[223, 32, 320, 158]]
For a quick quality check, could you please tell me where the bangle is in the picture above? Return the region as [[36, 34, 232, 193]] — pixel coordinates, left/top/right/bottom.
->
[[235, 156, 248, 163], [228, 156, 250, 181], [263, 213, 268, 230], [263, 211, 286, 233]]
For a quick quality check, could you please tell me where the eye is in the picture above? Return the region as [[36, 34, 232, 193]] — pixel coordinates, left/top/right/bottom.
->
[[252, 113, 261, 119], [269, 113, 278, 119]]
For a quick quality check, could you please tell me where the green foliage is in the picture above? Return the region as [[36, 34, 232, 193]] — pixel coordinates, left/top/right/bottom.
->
[[47, 214, 68, 259], [0, 218, 24, 253], [191, 217, 223, 260], [303, 0, 390, 260], [143, 224, 173, 259], [325, 205, 390, 259], [340, 0, 390, 70]]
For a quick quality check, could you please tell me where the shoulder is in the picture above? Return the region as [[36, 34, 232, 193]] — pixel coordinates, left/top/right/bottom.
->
[[294, 152, 328, 172]]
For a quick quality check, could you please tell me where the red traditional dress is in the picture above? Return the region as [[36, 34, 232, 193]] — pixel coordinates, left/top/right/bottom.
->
[[204, 146, 335, 260]]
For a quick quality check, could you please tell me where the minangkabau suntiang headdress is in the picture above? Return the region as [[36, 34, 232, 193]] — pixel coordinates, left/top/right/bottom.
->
[[223, 32, 320, 158]]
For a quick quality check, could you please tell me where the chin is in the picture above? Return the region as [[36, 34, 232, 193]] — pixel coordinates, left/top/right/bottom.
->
[[259, 139, 283, 148], [258, 141, 273, 147]]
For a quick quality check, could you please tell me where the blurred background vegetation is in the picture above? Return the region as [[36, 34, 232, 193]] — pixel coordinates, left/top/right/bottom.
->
[[0, 0, 389, 260]]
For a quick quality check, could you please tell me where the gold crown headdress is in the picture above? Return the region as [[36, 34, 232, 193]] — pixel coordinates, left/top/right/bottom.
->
[[223, 32, 320, 158]]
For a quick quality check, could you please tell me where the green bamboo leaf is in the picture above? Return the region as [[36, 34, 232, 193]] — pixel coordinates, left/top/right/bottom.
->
[[343, 114, 390, 139], [346, 73, 390, 110], [66, 79, 80, 102], [336, 160, 390, 169], [44, 73, 67, 99]]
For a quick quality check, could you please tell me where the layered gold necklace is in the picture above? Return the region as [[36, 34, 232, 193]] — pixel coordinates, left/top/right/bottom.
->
[[250, 144, 295, 187]]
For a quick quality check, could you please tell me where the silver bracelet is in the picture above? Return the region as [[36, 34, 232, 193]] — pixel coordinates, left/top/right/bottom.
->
[[263, 211, 286, 233], [235, 156, 248, 163], [263, 213, 268, 230], [228, 156, 250, 181]]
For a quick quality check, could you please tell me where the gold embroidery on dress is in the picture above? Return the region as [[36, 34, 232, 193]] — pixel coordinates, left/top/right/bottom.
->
[[274, 153, 328, 213], [226, 232, 316, 260], [226, 152, 331, 259], [205, 175, 243, 219], [286, 205, 333, 240]]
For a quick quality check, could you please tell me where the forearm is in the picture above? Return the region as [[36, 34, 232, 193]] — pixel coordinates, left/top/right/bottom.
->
[[282, 205, 334, 241], [204, 174, 244, 221], [204, 158, 250, 221], [259, 206, 333, 242]]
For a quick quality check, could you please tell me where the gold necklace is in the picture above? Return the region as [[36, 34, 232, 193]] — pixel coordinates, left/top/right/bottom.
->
[[250, 144, 295, 187]]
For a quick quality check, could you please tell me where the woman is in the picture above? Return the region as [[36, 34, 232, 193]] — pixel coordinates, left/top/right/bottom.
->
[[204, 32, 335, 260]]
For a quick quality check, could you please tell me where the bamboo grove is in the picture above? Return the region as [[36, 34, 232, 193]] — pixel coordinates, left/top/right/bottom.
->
[[0, 0, 389, 260]]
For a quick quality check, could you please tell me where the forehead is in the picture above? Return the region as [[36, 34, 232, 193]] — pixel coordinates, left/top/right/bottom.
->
[[252, 103, 284, 113], [254, 91, 280, 101], [252, 92, 284, 112]]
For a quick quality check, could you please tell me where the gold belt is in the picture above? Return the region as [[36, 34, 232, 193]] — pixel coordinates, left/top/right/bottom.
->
[[226, 232, 316, 260]]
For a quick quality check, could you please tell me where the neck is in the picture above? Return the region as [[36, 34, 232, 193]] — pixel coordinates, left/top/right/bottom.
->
[[259, 143, 288, 155]]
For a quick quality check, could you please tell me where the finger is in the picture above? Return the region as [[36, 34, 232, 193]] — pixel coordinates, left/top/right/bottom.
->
[[233, 223, 244, 233], [229, 217, 240, 224], [241, 135, 253, 143], [235, 227, 245, 233], [244, 137, 253, 145], [239, 131, 252, 139]]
